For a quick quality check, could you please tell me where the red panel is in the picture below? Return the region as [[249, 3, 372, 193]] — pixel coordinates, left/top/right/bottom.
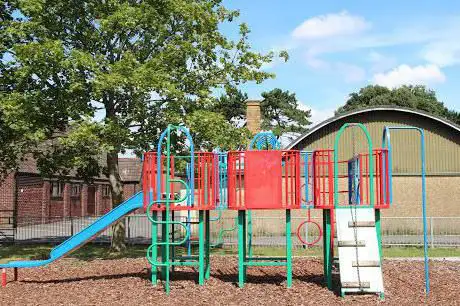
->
[[244, 151, 282, 209], [142, 152, 216, 211]]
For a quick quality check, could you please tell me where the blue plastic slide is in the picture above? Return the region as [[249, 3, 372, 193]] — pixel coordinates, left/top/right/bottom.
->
[[0, 192, 143, 268]]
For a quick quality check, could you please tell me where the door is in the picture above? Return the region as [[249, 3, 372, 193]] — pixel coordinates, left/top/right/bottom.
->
[[87, 186, 96, 216]]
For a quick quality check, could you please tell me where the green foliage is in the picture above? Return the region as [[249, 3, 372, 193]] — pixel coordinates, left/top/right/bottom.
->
[[0, 0, 279, 180], [260, 88, 311, 138], [186, 110, 250, 151], [215, 89, 248, 124], [337, 85, 460, 125]]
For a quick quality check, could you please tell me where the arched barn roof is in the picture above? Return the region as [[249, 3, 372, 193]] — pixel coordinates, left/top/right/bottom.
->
[[287, 106, 460, 150]]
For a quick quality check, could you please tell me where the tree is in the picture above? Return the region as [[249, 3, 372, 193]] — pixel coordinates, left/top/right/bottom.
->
[[260, 88, 311, 139], [213, 88, 312, 140], [215, 89, 248, 125], [0, 0, 280, 251], [337, 85, 460, 125], [186, 110, 251, 151]]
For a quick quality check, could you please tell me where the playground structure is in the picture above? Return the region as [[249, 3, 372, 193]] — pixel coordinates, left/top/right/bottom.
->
[[0, 123, 430, 298]]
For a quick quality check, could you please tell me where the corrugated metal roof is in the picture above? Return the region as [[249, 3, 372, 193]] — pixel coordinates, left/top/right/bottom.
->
[[288, 106, 460, 149], [288, 107, 460, 175]]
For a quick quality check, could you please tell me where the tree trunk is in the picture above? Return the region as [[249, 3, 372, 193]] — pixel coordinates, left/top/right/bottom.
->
[[107, 151, 126, 252]]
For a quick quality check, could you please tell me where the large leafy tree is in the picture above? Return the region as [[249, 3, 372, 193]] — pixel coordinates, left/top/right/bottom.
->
[[337, 85, 460, 125], [0, 0, 279, 251], [260, 88, 311, 139]]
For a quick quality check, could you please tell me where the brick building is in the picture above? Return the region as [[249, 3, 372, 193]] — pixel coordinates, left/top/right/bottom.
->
[[0, 157, 142, 226]]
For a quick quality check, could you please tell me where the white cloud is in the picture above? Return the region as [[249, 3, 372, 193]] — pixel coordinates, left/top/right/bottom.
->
[[298, 103, 336, 126], [292, 11, 370, 40], [304, 55, 366, 83], [422, 41, 460, 67], [373, 64, 446, 88]]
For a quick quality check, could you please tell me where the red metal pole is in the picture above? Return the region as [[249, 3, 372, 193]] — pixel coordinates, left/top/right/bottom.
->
[[1, 269, 6, 288]]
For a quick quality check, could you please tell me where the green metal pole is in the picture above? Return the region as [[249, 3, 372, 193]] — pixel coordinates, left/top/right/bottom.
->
[[286, 209, 292, 288], [333, 123, 374, 209], [205, 210, 211, 280], [161, 211, 167, 281], [242, 210, 247, 282], [151, 211, 158, 284], [238, 210, 245, 288], [375, 209, 383, 259], [198, 210, 205, 285], [323, 209, 332, 289]]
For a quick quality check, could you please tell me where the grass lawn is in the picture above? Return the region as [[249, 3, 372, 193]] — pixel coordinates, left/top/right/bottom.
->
[[0, 244, 459, 263]]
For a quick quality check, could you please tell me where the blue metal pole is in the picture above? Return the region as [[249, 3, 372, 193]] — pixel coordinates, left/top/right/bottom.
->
[[382, 126, 429, 295]]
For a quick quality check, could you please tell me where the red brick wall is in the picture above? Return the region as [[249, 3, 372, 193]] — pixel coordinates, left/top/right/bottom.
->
[[0, 173, 15, 211], [16, 177, 44, 224], [49, 199, 64, 217], [70, 197, 82, 217], [100, 186, 112, 215]]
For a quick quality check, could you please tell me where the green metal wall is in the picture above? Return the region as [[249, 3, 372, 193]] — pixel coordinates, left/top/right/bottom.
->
[[293, 110, 460, 175]]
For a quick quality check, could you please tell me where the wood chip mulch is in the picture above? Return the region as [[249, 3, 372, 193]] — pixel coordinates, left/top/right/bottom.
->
[[0, 257, 458, 305]]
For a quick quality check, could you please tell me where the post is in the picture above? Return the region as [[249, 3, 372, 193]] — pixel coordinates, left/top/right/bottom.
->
[[127, 216, 131, 245], [70, 216, 74, 237], [323, 209, 332, 289], [238, 210, 245, 288], [205, 210, 211, 280], [1, 269, 6, 288], [161, 211, 167, 281], [151, 211, 158, 284], [13, 268, 17, 281], [286, 209, 292, 288], [171, 210, 175, 273], [247, 210, 253, 258], [198, 210, 205, 285]]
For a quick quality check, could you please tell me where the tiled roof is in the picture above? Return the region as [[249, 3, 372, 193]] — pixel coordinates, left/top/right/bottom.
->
[[17, 155, 142, 183]]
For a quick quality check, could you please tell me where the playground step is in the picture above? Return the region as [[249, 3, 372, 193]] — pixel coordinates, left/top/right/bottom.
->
[[342, 281, 371, 289], [352, 260, 381, 267], [336, 208, 384, 295], [338, 240, 366, 247], [348, 221, 375, 227]]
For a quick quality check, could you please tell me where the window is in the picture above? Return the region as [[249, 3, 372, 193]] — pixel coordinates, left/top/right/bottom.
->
[[50, 182, 65, 198], [102, 185, 111, 198], [71, 184, 81, 197]]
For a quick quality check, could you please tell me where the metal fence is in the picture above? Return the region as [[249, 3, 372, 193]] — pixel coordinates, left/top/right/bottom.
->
[[3, 214, 459, 247]]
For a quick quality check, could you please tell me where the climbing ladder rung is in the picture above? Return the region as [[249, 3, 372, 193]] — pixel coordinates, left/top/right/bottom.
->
[[338, 240, 366, 247], [348, 221, 375, 227], [342, 281, 371, 288], [352, 260, 381, 267]]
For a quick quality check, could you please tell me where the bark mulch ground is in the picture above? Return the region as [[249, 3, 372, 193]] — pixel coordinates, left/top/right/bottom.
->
[[0, 257, 458, 305]]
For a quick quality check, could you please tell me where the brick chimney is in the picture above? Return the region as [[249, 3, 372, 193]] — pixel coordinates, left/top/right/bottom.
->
[[246, 100, 261, 134]]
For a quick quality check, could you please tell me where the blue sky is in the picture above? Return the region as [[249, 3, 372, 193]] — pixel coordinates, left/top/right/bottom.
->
[[222, 1, 460, 124]]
